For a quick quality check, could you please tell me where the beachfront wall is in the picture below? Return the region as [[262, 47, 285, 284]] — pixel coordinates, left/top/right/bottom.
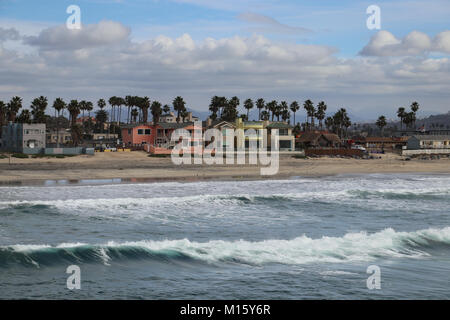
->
[[402, 149, 450, 156], [305, 148, 363, 157]]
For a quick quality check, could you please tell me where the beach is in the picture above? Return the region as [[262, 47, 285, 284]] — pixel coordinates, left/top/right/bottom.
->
[[0, 152, 449, 183]]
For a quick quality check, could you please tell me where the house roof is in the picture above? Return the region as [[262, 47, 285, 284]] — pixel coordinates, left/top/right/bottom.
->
[[297, 132, 341, 144], [266, 122, 293, 129], [210, 120, 236, 129], [297, 132, 318, 143], [364, 137, 409, 143], [411, 135, 450, 141], [158, 122, 194, 129], [322, 133, 342, 144]]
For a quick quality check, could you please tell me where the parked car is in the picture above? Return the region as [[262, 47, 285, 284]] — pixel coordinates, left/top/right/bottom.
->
[[351, 145, 367, 152]]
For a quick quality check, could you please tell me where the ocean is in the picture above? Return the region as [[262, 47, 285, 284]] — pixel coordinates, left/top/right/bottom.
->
[[1, 173, 450, 299]]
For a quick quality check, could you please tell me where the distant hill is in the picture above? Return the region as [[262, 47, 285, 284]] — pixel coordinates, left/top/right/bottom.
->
[[415, 111, 450, 129]]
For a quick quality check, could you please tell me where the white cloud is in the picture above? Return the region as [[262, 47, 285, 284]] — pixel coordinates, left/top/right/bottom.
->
[[0, 21, 449, 118], [361, 30, 450, 56], [24, 20, 131, 50], [433, 30, 450, 53]]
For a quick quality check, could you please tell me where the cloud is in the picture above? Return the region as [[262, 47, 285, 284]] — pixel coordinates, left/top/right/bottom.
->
[[0, 27, 20, 42], [361, 30, 450, 56], [24, 20, 131, 50], [1, 24, 450, 118], [238, 12, 311, 35], [433, 30, 450, 53]]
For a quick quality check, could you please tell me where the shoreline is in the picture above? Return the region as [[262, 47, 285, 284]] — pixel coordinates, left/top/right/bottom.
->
[[1, 152, 450, 186]]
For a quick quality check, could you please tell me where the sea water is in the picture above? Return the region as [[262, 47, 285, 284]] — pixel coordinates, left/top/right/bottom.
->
[[1, 173, 450, 299]]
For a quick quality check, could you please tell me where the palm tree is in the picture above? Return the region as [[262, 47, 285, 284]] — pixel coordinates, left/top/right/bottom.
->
[[289, 101, 300, 125], [410, 102, 420, 128], [315, 101, 327, 129], [95, 109, 108, 134], [173, 96, 186, 123], [163, 104, 171, 114], [181, 109, 189, 122], [376, 115, 387, 135], [85, 101, 93, 119], [0, 101, 6, 134], [244, 98, 254, 120], [67, 100, 81, 145], [325, 116, 334, 131], [108, 96, 117, 124], [303, 99, 315, 130], [222, 96, 240, 122], [256, 98, 265, 120], [125, 95, 134, 124], [116, 97, 126, 124], [79, 100, 87, 119], [97, 99, 106, 110], [6, 96, 22, 122], [52, 98, 66, 147], [260, 110, 270, 121], [332, 108, 351, 138], [30, 96, 48, 123], [131, 108, 139, 123], [151, 101, 162, 124], [140, 96, 151, 123], [67, 100, 80, 127], [279, 101, 288, 122], [266, 100, 277, 121], [397, 107, 406, 130], [17, 110, 32, 124]]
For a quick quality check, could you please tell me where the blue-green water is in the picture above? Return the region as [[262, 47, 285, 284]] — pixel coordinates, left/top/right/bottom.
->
[[1, 174, 450, 299]]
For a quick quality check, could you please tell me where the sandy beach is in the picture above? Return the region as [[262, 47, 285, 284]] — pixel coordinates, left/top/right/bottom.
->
[[0, 152, 449, 184]]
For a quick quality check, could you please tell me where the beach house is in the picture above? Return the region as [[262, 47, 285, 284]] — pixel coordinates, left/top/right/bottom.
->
[[1, 123, 46, 154], [296, 132, 341, 149], [121, 122, 195, 149], [407, 135, 450, 150]]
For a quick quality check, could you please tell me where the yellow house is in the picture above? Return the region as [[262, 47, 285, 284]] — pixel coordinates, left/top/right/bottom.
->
[[234, 119, 295, 151]]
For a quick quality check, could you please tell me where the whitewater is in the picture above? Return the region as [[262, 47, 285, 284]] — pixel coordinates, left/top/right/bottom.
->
[[1, 173, 450, 299]]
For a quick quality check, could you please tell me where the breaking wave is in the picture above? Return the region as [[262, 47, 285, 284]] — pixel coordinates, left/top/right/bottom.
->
[[2, 227, 450, 269], [1, 186, 448, 213]]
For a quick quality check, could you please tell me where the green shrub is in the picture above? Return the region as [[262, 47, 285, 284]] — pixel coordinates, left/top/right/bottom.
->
[[148, 154, 171, 158], [12, 153, 29, 159]]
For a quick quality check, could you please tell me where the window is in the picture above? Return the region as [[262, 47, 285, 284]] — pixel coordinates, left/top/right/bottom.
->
[[280, 140, 292, 149], [145, 129, 151, 135], [138, 129, 144, 135], [128, 129, 132, 135]]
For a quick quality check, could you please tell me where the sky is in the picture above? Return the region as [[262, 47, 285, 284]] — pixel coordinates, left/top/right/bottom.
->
[[0, 0, 449, 121]]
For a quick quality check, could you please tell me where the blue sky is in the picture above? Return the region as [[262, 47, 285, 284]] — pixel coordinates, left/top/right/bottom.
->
[[0, 0, 449, 120], [3, 0, 449, 56]]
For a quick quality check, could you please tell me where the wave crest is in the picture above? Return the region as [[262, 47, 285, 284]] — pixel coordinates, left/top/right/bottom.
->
[[1, 227, 450, 268]]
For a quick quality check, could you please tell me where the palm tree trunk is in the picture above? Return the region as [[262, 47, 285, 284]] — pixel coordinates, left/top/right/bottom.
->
[[56, 111, 60, 148]]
